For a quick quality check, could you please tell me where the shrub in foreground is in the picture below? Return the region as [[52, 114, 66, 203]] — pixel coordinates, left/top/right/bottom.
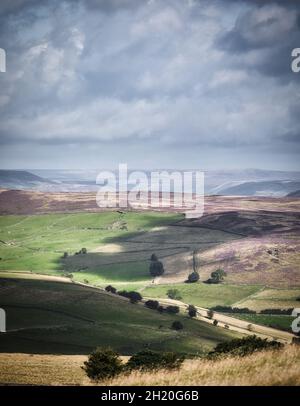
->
[[82, 348, 123, 381], [126, 350, 185, 372], [209, 335, 283, 358]]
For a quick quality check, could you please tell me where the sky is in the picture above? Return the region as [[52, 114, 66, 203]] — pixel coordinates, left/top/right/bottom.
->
[[0, 0, 299, 171]]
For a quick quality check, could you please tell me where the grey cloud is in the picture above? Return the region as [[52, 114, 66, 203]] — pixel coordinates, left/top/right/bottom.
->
[[0, 0, 299, 170]]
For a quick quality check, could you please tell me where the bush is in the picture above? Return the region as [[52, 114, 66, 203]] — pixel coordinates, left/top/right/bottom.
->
[[187, 271, 199, 283], [205, 269, 227, 284], [62, 252, 68, 259], [165, 305, 180, 314], [157, 305, 165, 313], [145, 300, 160, 310], [81, 248, 87, 254], [150, 253, 158, 261], [126, 350, 185, 371], [167, 289, 182, 300], [105, 285, 117, 294], [209, 335, 283, 358], [82, 348, 123, 381], [211, 305, 256, 314], [118, 291, 142, 303], [188, 305, 197, 318], [171, 321, 183, 330], [213, 319, 218, 326]]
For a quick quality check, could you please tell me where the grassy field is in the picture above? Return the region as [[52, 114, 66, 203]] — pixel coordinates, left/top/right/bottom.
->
[[142, 283, 262, 308], [234, 288, 300, 311], [1, 345, 299, 386], [0, 211, 182, 283], [233, 314, 294, 332], [0, 211, 242, 288], [0, 277, 240, 356]]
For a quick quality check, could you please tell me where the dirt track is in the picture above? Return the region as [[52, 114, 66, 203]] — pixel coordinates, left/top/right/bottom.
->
[[145, 297, 296, 344]]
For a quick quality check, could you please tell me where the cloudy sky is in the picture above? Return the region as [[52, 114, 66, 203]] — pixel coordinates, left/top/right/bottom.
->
[[0, 0, 299, 170]]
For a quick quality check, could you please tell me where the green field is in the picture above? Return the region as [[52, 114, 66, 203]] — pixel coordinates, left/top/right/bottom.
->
[[0, 212, 182, 283], [234, 288, 300, 311], [142, 283, 262, 308], [0, 277, 240, 355]]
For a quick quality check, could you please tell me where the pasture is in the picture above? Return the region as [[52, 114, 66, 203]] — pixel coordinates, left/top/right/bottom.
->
[[0, 277, 240, 356]]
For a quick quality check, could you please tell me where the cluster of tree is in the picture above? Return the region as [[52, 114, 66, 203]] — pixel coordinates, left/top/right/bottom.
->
[[105, 285, 142, 303], [144, 300, 179, 315], [82, 348, 185, 381], [149, 254, 165, 277], [210, 306, 256, 314], [208, 335, 283, 358], [205, 269, 227, 284]]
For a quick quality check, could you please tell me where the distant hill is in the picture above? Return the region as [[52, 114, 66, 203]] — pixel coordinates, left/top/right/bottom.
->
[[213, 180, 300, 197], [0, 170, 56, 190]]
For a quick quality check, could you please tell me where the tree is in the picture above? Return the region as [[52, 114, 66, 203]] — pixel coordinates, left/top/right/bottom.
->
[[167, 289, 182, 300], [82, 348, 123, 381], [171, 321, 183, 330], [187, 271, 199, 283], [126, 350, 184, 371], [206, 269, 227, 284], [150, 253, 158, 261], [188, 305, 197, 318], [157, 305, 164, 313], [118, 290, 142, 303], [105, 285, 117, 294], [149, 255, 164, 277], [145, 300, 160, 310]]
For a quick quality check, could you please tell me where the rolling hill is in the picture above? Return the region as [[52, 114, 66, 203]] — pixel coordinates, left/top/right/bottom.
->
[[0, 170, 55, 190], [0, 277, 239, 355]]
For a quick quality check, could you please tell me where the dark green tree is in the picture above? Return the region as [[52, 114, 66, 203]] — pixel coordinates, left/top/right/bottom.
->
[[82, 348, 123, 381]]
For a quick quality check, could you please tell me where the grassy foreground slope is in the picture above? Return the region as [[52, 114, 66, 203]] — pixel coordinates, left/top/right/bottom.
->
[[0, 277, 239, 355], [107, 345, 300, 386], [0, 345, 299, 386]]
